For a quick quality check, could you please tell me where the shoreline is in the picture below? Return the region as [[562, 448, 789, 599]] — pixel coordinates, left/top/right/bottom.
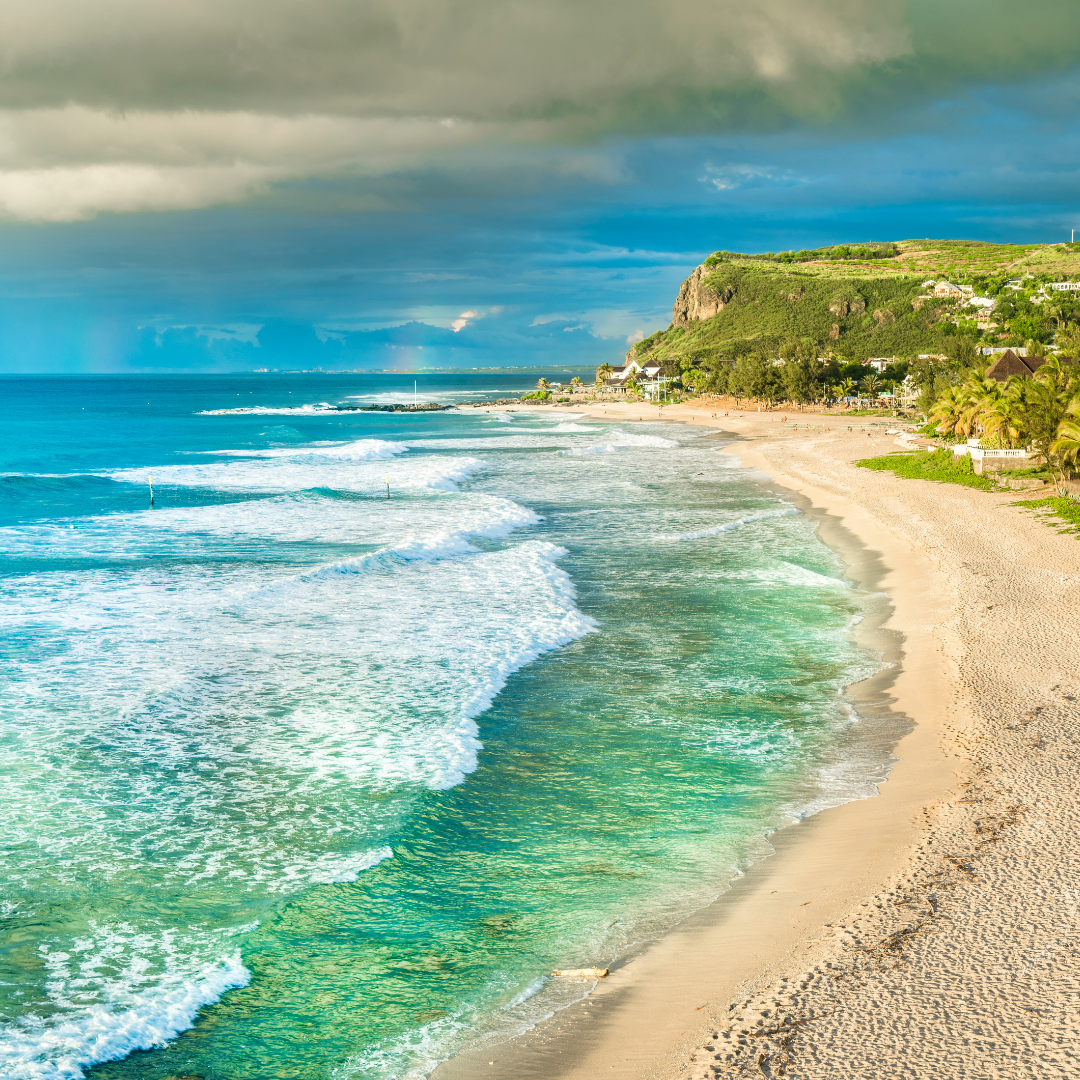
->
[[435, 404, 960, 1080]]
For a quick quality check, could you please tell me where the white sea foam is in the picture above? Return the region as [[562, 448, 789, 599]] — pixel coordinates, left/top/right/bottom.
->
[[559, 444, 616, 455], [0, 938, 250, 1080], [208, 438, 409, 461], [606, 429, 678, 448], [558, 427, 678, 455], [106, 453, 483, 495], [282, 846, 394, 887], [660, 507, 799, 540], [196, 402, 340, 415], [504, 977, 547, 1009], [0, 521, 590, 898], [0, 492, 535, 558]]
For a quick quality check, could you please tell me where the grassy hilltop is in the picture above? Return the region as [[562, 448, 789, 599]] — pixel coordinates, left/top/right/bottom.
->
[[632, 239, 1080, 368]]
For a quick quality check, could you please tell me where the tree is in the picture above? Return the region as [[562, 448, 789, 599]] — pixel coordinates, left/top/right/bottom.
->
[[1056, 323, 1080, 356], [595, 364, 612, 386], [861, 373, 882, 400], [1045, 412, 1080, 477], [536, 377, 549, 389], [1007, 357, 1080, 476], [732, 353, 776, 403], [929, 385, 967, 440]]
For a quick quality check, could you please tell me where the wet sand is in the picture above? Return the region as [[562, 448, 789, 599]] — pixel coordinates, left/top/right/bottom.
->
[[436, 400, 1080, 1080]]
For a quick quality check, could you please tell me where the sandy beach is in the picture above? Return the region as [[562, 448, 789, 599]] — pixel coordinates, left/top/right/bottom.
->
[[436, 399, 1080, 1080]]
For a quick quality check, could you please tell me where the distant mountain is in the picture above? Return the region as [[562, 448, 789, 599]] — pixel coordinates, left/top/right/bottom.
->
[[629, 239, 1080, 367]]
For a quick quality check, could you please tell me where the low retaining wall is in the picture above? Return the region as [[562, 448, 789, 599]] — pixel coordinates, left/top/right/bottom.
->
[[953, 445, 1033, 475]]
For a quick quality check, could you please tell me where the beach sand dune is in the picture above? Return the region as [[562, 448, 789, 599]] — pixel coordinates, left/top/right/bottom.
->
[[437, 402, 1080, 1080]]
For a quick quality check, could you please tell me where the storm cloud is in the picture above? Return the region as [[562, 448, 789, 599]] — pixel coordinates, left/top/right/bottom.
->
[[2, 0, 1078, 219]]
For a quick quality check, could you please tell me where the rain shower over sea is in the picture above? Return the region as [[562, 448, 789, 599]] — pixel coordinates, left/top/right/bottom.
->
[[1, 373, 893, 1080]]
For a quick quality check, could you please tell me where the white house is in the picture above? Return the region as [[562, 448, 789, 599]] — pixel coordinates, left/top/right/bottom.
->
[[605, 356, 661, 390]]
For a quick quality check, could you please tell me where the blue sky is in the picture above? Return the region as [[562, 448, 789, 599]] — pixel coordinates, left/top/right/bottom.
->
[[2, 0, 1080, 373]]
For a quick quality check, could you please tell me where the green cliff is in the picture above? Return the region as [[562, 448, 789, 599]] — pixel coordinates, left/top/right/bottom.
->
[[630, 239, 1080, 369]]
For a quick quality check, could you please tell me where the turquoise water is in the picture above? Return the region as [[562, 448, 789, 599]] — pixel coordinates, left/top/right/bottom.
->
[[0, 374, 888, 1080]]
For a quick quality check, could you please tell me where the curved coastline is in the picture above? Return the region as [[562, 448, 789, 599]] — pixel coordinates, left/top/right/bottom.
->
[[434, 405, 957, 1080]]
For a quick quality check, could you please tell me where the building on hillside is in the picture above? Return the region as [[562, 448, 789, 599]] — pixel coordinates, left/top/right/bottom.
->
[[933, 281, 973, 299], [897, 375, 920, 406], [985, 350, 1048, 382], [866, 358, 893, 373], [604, 356, 661, 391], [604, 364, 631, 390], [1049, 282, 1080, 291]]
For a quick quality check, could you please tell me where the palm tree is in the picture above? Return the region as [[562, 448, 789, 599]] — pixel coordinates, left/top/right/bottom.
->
[[929, 385, 966, 439], [861, 374, 881, 405], [536, 377, 549, 389], [1006, 357, 1079, 477], [1050, 413, 1080, 477], [595, 363, 613, 386], [1056, 323, 1080, 357]]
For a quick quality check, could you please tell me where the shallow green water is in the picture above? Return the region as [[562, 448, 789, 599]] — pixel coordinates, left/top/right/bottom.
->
[[0, 375, 892, 1080]]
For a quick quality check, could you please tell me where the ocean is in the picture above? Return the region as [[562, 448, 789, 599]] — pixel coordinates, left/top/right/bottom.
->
[[0, 373, 893, 1080]]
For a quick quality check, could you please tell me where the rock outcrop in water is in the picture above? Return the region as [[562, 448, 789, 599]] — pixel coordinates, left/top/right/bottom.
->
[[357, 403, 451, 412]]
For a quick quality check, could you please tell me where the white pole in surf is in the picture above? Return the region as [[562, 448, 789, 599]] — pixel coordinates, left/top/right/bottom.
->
[[386, 474, 390, 499], [414, 381, 417, 408], [148, 473, 154, 507]]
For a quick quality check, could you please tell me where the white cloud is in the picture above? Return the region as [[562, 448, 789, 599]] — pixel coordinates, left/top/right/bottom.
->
[[0, 163, 278, 221], [450, 310, 480, 332], [698, 163, 800, 191], [626, 328, 646, 344], [0, 107, 511, 220]]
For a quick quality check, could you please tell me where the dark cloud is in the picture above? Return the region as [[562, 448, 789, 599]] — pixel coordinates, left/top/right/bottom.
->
[[0, 1, 1078, 219]]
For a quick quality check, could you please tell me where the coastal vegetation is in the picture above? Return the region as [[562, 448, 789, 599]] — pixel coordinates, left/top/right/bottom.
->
[[855, 449, 998, 491], [626, 239, 1080, 409], [1015, 495, 1080, 533], [924, 356, 1080, 481]]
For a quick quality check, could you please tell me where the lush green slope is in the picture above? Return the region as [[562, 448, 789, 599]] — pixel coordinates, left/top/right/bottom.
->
[[661, 263, 931, 363], [632, 239, 1080, 369]]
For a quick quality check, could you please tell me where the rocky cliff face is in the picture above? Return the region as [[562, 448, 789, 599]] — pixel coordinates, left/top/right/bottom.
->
[[671, 263, 734, 328]]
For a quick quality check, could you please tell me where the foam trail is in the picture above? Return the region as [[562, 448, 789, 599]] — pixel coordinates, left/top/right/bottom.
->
[[208, 438, 408, 460], [429, 542, 598, 790], [661, 507, 799, 540], [0, 954, 250, 1080], [197, 403, 339, 415], [106, 454, 484, 495]]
